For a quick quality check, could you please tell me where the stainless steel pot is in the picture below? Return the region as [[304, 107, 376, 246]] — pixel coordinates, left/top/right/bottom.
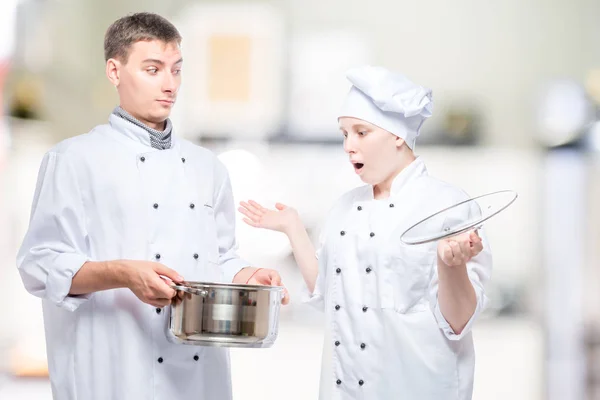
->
[[165, 281, 284, 348]]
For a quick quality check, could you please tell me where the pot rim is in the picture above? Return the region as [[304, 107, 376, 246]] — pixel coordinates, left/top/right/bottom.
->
[[177, 280, 284, 292]]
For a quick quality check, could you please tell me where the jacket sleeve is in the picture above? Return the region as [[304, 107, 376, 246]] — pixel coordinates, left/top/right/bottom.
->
[[428, 190, 493, 340], [17, 151, 91, 312], [428, 229, 493, 340]]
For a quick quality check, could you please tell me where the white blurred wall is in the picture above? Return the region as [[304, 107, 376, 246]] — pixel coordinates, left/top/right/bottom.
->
[[9, 0, 598, 147], [3, 0, 597, 398]]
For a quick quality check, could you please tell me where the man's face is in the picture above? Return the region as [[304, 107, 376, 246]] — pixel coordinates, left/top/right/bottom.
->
[[339, 117, 404, 185], [108, 40, 182, 129]]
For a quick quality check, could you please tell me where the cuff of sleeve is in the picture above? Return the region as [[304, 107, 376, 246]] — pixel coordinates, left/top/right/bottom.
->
[[432, 290, 487, 341], [301, 280, 325, 312], [48, 253, 91, 312]]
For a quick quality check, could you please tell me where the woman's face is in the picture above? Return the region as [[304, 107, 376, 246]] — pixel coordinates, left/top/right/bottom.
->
[[339, 117, 406, 186]]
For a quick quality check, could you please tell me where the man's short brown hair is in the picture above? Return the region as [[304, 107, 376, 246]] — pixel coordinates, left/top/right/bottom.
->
[[104, 12, 182, 63]]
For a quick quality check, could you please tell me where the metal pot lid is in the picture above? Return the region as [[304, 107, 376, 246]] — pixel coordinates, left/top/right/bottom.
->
[[400, 189, 518, 245]]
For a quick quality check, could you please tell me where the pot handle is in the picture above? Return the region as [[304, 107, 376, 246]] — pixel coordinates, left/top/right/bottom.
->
[[159, 275, 208, 297], [171, 284, 208, 297]]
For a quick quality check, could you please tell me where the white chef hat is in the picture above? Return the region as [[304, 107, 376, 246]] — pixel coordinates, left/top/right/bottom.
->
[[339, 66, 433, 150]]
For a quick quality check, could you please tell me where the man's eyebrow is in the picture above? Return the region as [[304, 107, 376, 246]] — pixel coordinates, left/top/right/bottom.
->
[[141, 58, 183, 65], [141, 58, 164, 65]]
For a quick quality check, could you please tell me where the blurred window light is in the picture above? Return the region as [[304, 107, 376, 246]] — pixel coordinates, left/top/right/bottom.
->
[[0, 0, 19, 60], [535, 80, 593, 148]]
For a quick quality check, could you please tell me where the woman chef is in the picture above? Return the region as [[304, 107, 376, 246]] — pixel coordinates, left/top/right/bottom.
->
[[238, 66, 493, 400]]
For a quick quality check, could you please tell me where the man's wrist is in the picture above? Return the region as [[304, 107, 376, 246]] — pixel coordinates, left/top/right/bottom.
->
[[232, 266, 258, 283]]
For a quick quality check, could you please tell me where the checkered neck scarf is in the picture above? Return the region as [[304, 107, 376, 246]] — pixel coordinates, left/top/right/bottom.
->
[[112, 106, 172, 150]]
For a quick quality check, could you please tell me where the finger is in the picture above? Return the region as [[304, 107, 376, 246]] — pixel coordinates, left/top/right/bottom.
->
[[238, 201, 254, 213], [154, 263, 184, 283], [440, 243, 453, 263], [458, 239, 471, 258], [238, 207, 262, 222], [242, 200, 265, 215], [242, 217, 260, 228], [469, 238, 481, 250], [239, 202, 262, 218], [238, 203, 261, 218], [152, 274, 178, 298], [248, 200, 268, 212], [155, 280, 177, 299], [472, 240, 484, 255], [449, 242, 464, 264], [159, 275, 174, 287], [470, 230, 482, 244], [168, 287, 177, 298], [281, 288, 290, 305], [275, 202, 287, 211], [268, 270, 282, 286], [456, 231, 471, 242]]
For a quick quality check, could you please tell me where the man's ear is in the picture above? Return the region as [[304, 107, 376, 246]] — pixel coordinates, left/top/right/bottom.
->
[[106, 58, 121, 87]]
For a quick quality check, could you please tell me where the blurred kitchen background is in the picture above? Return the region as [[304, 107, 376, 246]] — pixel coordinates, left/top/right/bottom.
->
[[1, 0, 600, 399]]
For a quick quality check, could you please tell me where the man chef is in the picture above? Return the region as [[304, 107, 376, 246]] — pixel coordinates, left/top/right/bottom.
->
[[17, 12, 288, 400]]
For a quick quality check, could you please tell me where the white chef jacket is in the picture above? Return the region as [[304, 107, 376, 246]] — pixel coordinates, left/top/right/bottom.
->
[[16, 114, 249, 400], [305, 157, 493, 400]]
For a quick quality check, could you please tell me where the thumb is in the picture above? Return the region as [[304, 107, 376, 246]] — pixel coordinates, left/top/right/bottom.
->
[[275, 202, 287, 211], [269, 270, 282, 286], [154, 263, 184, 283]]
